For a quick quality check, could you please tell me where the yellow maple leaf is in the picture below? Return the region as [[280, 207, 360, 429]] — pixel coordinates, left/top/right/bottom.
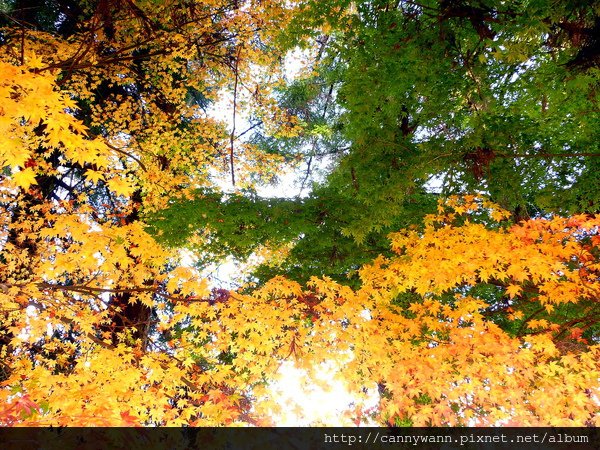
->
[[12, 167, 37, 190], [505, 284, 522, 299], [84, 169, 105, 183], [26, 52, 45, 69], [107, 177, 136, 197], [528, 319, 549, 330]]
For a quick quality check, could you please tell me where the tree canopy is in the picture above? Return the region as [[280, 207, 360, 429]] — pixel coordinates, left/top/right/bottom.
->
[[0, 0, 599, 426]]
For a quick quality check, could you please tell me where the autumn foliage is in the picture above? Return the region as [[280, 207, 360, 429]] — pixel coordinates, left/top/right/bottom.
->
[[326, 197, 600, 426], [1, 0, 599, 427]]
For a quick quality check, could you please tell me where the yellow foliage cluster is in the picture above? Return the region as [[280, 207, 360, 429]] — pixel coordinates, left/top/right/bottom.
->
[[305, 198, 600, 426]]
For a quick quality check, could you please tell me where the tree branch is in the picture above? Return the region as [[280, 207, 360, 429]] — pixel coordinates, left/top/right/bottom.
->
[[229, 46, 241, 186]]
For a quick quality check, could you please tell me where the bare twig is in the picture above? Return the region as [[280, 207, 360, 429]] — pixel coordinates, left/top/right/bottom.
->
[[104, 142, 147, 171], [235, 120, 262, 140]]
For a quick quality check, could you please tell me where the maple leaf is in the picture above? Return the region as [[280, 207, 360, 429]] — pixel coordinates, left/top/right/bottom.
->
[[6, 395, 42, 421], [119, 410, 140, 426], [505, 284, 522, 299], [84, 169, 105, 183], [25, 53, 45, 70], [107, 177, 136, 197], [569, 328, 583, 340], [12, 167, 37, 190], [528, 319, 549, 330]]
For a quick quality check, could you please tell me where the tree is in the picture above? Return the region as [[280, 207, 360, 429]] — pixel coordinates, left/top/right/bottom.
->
[[299, 0, 600, 219], [0, 0, 599, 427], [0, 0, 305, 425]]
